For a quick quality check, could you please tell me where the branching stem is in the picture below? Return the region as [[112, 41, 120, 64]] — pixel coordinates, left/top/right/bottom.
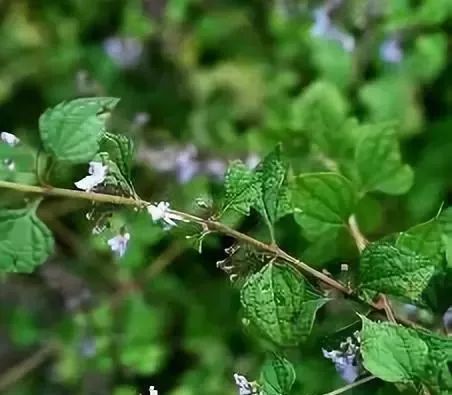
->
[[0, 180, 407, 323]]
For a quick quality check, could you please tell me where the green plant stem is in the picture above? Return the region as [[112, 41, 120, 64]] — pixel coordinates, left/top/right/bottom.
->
[[0, 180, 408, 322], [322, 376, 376, 395]]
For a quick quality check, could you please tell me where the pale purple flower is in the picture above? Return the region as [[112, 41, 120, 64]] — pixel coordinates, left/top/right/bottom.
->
[[323, 331, 361, 383], [311, 7, 355, 52], [147, 201, 185, 227], [75, 161, 107, 191], [79, 336, 96, 358], [233, 373, 255, 395], [205, 158, 227, 179], [443, 307, 452, 332], [175, 144, 200, 183], [103, 37, 143, 69], [380, 38, 403, 63], [0, 131, 20, 146], [107, 233, 130, 258]]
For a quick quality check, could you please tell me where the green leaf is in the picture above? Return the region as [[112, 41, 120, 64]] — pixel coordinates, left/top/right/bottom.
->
[[355, 124, 414, 195], [360, 317, 428, 383], [359, 77, 422, 137], [396, 218, 443, 265], [221, 161, 260, 215], [40, 97, 120, 163], [240, 263, 328, 347], [361, 317, 452, 393], [291, 81, 349, 156], [358, 241, 435, 301], [259, 354, 296, 395], [254, 145, 292, 229], [99, 132, 134, 178], [291, 172, 357, 240], [438, 207, 452, 267], [0, 205, 54, 273], [93, 152, 136, 197]]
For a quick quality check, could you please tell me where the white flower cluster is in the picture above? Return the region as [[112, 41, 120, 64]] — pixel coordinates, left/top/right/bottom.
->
[[75, 161, 108, 191], [322, 331, 361, 383]]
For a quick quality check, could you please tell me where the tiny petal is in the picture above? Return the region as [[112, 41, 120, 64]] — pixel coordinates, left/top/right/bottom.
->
[[3, 159, 15, 171], [443, 306, 452, 331], [149, 386, 158, 395], [338, 363, 359, 383], [75, 161, 107, 191], [147, 201, 185, 228], [147, 201, 170, 222], [233, 373, 254, 395], [107, 233, 130, 257], [0, 132, 20, 146]]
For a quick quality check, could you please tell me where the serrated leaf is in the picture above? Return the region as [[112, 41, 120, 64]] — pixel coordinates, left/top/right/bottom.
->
[[358, 241, 435, 301], [93, 152, 135, 197], [40, 97, 120, 163], [291, 81, 348, 156], [361, 317, 452, 393], [221, 161, 260, 216], [240, 263, 328, 347], [360, 317, 429, 383], [355, 124, 413, 195], [99, 132, 134, 178], [254, 145, 292, 228], [291, 173, 357, 241], [438, 207, 452, 268], [259, 354, 296, 395], [396, 219, 444, 265], [0, 205, 54, 273]]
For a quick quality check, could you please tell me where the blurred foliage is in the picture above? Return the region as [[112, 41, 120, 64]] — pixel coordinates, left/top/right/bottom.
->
[[0, 0, 451, 394]]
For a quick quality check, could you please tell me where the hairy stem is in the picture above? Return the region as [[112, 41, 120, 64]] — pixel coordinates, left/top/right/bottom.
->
[[348, 214, 368, 253], [322, 375, 376, 395], [0, 180, 406, 323]]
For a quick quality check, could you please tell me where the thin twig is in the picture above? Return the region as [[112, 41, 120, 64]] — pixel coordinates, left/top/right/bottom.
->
[[348, 215, 368, 253], [0, 342, 57, 392], [322, 376, 376, 395]]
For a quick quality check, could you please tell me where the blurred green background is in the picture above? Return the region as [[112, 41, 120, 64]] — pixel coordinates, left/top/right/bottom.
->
[[0, 1, 451, 394]]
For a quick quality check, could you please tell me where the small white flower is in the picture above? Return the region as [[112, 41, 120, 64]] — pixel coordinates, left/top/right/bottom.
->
[[149, 386, 158, 395], [75, 161, 107, 191], [147, 201, 184, 227], [245, 153, 261, 169], [0, 132, 20, 146], [3, 159, 15, 171], [107, 233, 130, 258], [233, 373, 254, 395]]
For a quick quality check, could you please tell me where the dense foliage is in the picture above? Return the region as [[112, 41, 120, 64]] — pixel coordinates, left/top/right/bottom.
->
[[0, 1, 451, 395]]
